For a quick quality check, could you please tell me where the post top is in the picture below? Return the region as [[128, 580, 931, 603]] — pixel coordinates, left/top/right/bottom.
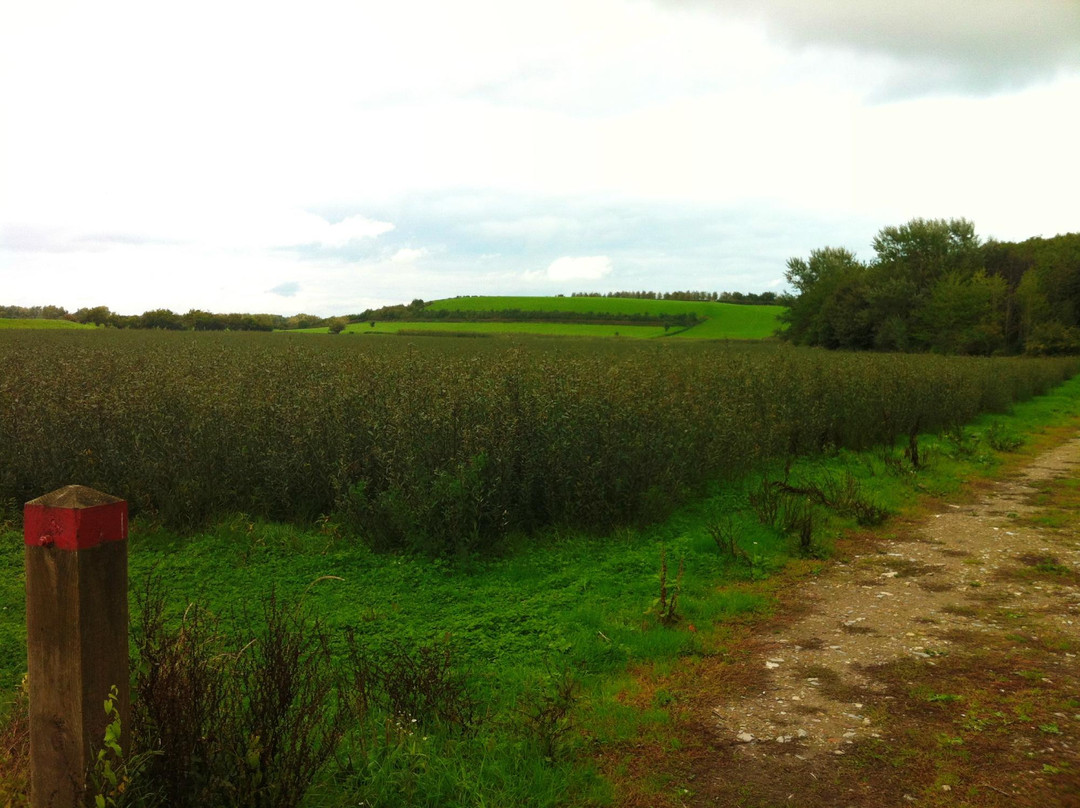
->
[[26, 485, 123, 510], [24, 486, 127, 549]]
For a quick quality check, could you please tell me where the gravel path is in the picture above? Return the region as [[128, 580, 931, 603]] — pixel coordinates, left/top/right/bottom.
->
[[710, 434, 1080, 765]]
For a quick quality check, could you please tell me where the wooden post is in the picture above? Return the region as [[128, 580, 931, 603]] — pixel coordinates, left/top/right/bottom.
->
[[23, 485, 129, 808]]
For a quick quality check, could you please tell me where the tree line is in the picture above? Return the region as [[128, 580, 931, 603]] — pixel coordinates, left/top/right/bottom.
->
[[0, 305, 328, 332], [350, 304, 702, 329], [780, 218, 1080, 355], [570, 290, 784, 305]]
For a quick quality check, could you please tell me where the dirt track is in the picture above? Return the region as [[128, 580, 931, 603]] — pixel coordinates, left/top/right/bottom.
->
[[693, 431, 1080, 807]]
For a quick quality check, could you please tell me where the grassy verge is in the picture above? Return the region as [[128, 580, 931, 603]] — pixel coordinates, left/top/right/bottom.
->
[[1, 375, 1079, 805]]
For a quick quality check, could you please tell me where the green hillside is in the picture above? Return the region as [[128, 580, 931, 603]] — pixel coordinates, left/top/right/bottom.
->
[[0, 318, 95, 330], [427, 296, 785, 339]]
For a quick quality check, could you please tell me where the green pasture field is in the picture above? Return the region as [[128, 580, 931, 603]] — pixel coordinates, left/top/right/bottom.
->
[[295, 320, 668, 338], [0, 318, 94, 330], [426, 295, 786, 339], [3, 372, 1080, 806]]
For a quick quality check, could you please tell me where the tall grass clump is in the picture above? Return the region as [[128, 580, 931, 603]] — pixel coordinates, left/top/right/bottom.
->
[[0, 331, 1076, 553], [132, 579, 351, 808]]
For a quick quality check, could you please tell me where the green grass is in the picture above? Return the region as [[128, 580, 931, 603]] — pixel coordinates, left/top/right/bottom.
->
[[0, 515, 23, 700], [122, 521, 745, 678], [425, 296, 785, 339], [297, 320, 668, 338], [0, 318, 95, 330], [0, 498, 771, 806]]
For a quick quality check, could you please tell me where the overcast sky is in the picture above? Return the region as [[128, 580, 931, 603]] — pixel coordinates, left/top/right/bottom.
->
[[2, 0, 1079, 316]]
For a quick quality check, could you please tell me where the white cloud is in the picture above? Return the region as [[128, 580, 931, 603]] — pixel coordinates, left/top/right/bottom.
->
[[312, 215, 396, 249], [545, 256, 613, 281], [269, 281, 301, 297], [391, 247, 428, 264]]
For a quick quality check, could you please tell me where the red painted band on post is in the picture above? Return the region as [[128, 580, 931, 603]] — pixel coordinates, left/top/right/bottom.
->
[[23, 501, 128, 550]]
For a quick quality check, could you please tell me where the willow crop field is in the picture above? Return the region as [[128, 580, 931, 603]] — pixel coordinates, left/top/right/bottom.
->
[[0, 330, 1075, 552], [3, 328, 1080, 806]]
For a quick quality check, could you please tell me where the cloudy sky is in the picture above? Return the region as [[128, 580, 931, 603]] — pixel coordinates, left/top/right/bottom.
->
[[2, 0, 1079, 316]]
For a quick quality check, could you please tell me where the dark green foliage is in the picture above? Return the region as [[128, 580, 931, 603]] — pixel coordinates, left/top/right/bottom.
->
[[137, 309, 187, 331], [0, 331, 1076, 554], [0, 304, 70, 320], [913, 270, 1008, 354], [782, 220, 1080, 355], [1025, 322, 1080, 356], [779, 246, 868, 348], [992, 233, 1080, 335]]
